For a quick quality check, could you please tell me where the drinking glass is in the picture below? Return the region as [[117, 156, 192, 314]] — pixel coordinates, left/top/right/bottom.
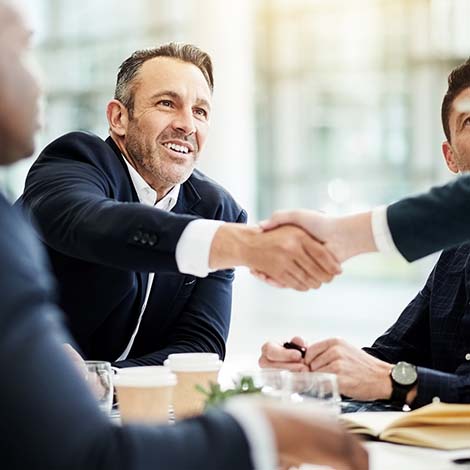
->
[[282, 372, 341, 415], [84, 361, 113, 415]]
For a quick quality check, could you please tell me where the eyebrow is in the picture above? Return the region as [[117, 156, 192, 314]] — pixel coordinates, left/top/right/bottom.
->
[[150, 90, 211, 111]]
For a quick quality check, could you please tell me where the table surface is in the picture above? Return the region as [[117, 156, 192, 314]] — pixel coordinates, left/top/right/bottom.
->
[[297, 443, 470, 469]]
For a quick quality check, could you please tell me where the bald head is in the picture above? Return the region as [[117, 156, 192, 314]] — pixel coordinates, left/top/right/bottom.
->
[[0, 0, 40, 166]]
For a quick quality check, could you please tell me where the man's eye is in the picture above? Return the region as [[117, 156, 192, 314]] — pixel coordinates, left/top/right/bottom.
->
[[464, 117, 470, 126], [158, 100, 173, 107], [194, 108, 207, 118]]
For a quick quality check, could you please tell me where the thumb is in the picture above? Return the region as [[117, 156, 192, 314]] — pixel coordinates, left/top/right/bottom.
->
[[259, 210, 299, 231]]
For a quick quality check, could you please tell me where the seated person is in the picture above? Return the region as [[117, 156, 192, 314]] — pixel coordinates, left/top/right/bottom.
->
[[18, 42, 340, 368], [259, 58, 470, 410], [0, 3, 367, 469], [18, 43, 247, 368]]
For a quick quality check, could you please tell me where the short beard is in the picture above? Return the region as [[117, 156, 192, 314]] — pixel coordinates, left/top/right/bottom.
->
[[125, 122, 198, 188]]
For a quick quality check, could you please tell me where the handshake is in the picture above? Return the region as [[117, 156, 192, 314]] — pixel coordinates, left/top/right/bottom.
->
[[209, 209, 377, 291]]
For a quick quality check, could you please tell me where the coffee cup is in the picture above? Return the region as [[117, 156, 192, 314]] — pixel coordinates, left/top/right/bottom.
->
[[113, 366, 176, 424], [164, 353, 222, 419]]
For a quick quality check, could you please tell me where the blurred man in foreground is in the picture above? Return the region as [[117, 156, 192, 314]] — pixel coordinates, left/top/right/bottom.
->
[[0, 2, 368, 469]]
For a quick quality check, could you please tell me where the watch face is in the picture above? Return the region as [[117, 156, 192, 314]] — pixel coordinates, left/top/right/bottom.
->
[[392, 362, 417, 386]]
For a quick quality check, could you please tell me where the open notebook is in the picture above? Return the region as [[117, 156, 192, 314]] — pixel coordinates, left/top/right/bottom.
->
[[340, 402, 470, 449]]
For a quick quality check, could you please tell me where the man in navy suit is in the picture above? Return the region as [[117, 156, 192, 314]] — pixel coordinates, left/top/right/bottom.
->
[[18, 43, 341, 367], [0, 2, 370, 469]]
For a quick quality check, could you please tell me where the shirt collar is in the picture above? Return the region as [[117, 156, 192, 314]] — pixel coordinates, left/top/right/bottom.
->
[[122, 155, 180, 211]]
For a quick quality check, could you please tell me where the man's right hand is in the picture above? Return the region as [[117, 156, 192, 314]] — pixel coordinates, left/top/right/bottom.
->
[[262, 403, 368, 470], [209, 223, 341, 291]]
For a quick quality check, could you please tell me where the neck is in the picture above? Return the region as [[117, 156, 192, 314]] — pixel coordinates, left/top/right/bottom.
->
[[110, 132, 174, 201]]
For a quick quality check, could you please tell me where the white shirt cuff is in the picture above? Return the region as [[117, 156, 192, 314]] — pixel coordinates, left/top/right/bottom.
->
[[224, 398, 277, 470], [175, 219, 225, 277], [371, 205, 399, 255]]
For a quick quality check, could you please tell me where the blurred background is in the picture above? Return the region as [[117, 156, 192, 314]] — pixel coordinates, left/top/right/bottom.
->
[[3, 0, 469, 373]]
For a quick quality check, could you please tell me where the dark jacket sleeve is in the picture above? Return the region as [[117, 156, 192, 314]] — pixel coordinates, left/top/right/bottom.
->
[[18, 132, 198, 273], [0, 197, 253, 470], [411, 367, 470, 408], [387, 174, 470, 261], [116, 210, 248, 367]]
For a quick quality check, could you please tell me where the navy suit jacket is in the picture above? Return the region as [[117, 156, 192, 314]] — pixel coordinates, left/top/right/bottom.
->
[[0, 192, 253, 470], [17, 131, 246, 366], [388, 174, 470, 261]]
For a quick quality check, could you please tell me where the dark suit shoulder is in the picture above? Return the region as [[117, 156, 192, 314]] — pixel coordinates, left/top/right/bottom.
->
[[187, 169, 247, 223], [26, 132, 132, 200], [39, 131, 118, 166]]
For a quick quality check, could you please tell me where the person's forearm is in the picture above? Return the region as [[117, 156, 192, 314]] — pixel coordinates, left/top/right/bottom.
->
[[332, 212, 378, 260]]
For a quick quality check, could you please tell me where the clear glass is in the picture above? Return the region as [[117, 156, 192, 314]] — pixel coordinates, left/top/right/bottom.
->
[[85, 360, 113, 416], [282, 372, 341, 415]]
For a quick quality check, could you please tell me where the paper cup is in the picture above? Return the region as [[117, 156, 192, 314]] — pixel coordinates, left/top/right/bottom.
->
[[114, 366, 176, 423], [164, 353, 222, 419]]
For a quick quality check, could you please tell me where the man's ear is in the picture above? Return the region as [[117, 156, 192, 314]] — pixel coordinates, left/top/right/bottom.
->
[[106, 99, 129, 137], [442, 141, 459, 174]]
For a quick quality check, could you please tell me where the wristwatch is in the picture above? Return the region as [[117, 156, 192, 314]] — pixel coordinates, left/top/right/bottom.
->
[[390, 361, 418, 407]]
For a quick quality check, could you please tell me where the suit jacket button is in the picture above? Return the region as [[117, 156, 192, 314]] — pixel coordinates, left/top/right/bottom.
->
[[141, 233, 149, 244], [133, 230, 143, 242], [465, 353, 470, 361], [149, 234, 158, 246]]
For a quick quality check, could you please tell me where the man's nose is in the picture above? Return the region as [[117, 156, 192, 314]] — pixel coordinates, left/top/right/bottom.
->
[[172, 108, 196, 136]]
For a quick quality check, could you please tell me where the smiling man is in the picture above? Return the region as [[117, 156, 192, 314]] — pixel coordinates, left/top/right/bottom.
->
[[18, 43, 339, 368], [17, 44, 245, 367]]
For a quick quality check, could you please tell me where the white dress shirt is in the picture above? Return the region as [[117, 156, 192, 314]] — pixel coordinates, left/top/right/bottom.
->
[[371, 205, 400, 255]]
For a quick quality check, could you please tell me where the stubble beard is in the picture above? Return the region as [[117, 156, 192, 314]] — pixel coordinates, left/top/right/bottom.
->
[[126, 125, 198, 188]]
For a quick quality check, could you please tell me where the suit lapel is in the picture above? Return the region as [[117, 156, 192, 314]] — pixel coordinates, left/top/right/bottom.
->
[[105, 136, 140, 203], [172, 178, 201, 215]]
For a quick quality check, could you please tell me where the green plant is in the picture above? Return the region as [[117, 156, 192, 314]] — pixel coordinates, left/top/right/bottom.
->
[[196, 376, 263, 408]]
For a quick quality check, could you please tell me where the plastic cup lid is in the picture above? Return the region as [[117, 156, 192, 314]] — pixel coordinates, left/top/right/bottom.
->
[[164, 353, 222, 372], [114, 371, 177, 388]]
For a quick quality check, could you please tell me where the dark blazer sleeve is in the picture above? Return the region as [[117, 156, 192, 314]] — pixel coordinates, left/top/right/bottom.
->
[[18, 132, 198, 273], [387, 174, 470, 261], [117, 210, 247, 367], [0, 196, 253, 470]]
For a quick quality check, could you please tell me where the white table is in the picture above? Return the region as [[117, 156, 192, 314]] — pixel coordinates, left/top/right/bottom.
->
[[298, 443, 470, 470]]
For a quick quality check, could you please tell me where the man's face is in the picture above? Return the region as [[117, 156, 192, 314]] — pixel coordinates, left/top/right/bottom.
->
[[123, 57, 211, 191], [444, 87, 470, 173], [0, 3, 41, 165]]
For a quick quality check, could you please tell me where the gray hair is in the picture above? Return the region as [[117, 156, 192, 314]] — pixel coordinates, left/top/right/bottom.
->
[[114, 42, 214, 117]]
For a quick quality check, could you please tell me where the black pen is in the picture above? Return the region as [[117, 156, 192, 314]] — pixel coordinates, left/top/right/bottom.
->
[[283, 341, 306, 358]]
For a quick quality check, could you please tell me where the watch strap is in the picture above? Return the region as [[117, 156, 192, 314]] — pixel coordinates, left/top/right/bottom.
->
[[389, 383, 410, 407]]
